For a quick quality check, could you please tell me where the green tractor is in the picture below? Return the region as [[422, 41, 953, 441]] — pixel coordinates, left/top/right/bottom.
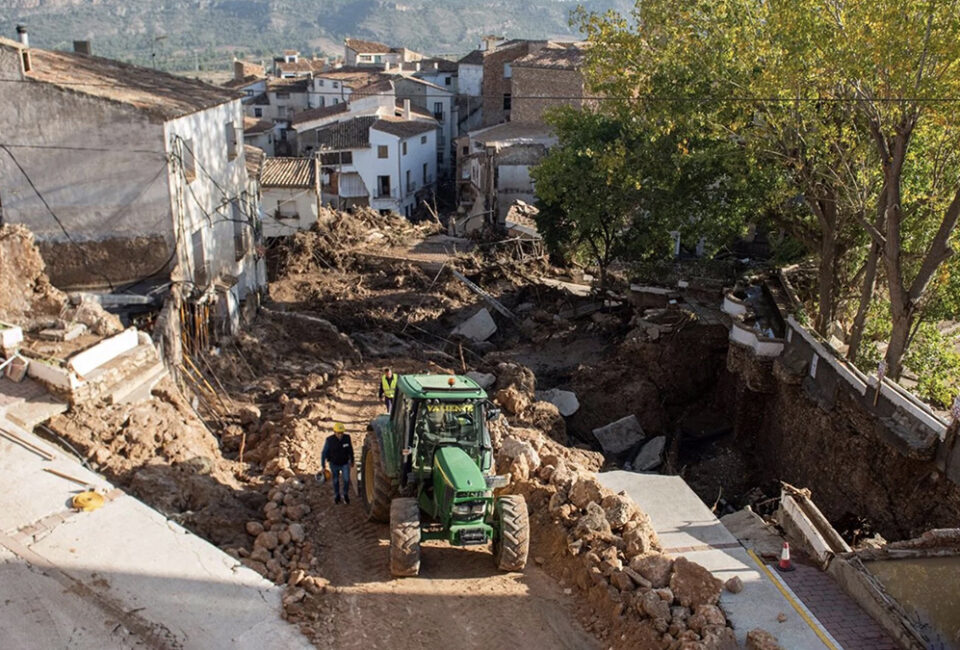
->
[[360, 374, 530, 577]]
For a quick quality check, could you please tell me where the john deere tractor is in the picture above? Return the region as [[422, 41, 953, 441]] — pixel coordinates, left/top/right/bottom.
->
[[360, 374, 529, 577]]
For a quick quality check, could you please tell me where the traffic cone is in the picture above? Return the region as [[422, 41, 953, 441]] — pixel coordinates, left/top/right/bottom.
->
[[777, 542, 795, 572]]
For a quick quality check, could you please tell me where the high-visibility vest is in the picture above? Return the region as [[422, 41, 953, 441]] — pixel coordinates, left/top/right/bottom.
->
[[381, 374, 398, 399]]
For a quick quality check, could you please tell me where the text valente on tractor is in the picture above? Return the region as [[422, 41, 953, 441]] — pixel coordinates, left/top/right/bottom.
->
[[360, 374, 530, 576]]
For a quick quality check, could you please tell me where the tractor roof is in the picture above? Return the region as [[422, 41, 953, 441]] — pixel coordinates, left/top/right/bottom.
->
[[399, 374, 487, 400]]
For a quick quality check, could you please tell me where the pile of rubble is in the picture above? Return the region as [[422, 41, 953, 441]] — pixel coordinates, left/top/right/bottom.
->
[[490, 362, 783, 650], [272, 206, 442, 275], [0, 224, 122, 336]]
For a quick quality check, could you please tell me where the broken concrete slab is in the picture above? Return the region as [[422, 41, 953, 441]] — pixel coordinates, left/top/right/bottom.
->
[[631, 435, 666, 471], [465, 371, 496, 390], [39, 323, 87, 342], [451, 308, 497, 342], [535, 388, 580, 417], [592, 414, 645, 456], [352, 331, 412, 358]]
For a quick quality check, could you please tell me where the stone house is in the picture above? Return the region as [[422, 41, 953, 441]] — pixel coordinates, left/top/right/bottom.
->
[[510, 44, 589, 125]]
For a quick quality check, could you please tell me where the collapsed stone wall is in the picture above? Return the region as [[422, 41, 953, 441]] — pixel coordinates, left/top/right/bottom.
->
[[742, 377, 960, 540]]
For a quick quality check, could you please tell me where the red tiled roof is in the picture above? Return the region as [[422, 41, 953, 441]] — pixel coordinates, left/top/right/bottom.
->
[[373, 116, 438, 139], [290, 102, 349, 127], [5, 40, 240, 122], [260, 157, 316, 188], [345, 38, 392, 54]]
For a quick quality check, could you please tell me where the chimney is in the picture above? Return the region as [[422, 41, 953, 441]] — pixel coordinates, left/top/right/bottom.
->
[[233, 59, 245, 81], [433, 61, 439, 70], [403, 99, 411, 120], [73, 40, 91, 55], [415, 61, 421, 72], [16, 25, 28, 48], [384, 61, 391, 72]]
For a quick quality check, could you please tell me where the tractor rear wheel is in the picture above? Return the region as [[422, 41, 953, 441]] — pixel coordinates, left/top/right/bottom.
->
[[361, 431, 397, 523], [493, 495, 529, 572], [389, 498, 421, 577]]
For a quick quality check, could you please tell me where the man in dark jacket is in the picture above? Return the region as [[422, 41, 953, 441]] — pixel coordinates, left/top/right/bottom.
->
[[321, 422, 354, 504]]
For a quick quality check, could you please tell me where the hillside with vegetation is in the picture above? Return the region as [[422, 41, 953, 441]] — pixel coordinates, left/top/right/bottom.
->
[[0, 0, 630, 71]]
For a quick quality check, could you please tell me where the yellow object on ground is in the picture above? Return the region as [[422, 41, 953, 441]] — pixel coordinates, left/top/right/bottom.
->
[[324, 468, 332, 481], [72, 491, 105, 512]]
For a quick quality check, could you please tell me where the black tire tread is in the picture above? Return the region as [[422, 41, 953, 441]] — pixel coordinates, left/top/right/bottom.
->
[[390, 497, 421, 577], [362, 431, 397, 523], [494, 495, 530, 572]]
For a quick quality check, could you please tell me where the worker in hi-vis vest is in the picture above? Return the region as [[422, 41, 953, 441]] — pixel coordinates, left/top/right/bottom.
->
[[379, 367, 398, 412]]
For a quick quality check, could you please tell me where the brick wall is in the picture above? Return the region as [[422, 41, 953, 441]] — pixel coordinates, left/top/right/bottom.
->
[[481, 41, 546, 126], [510, 65, 585, 125]]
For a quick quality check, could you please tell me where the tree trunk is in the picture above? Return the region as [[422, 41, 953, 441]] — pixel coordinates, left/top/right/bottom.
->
[[847, 240, 880, 362], [886, 308, 914, 379], [812, 193, 838, 337]]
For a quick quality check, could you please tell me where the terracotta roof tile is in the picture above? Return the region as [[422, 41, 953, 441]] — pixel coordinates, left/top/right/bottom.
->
[[312, 116, 378, 149], [373, 116, 438, 139], [244, 145, 264, 181], [260, 157, 316, 188], [345, 38, 392, 54], [290, 102, 348, 126], [9, 43, 240, 122]]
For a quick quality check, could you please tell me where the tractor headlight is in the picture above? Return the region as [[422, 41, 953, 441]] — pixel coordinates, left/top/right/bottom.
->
[[485, 474, 510, 489], [453, 503, 472, 516], [471, 502, 486, 515]]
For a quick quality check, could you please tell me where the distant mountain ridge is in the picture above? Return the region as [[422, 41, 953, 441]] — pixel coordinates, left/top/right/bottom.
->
[[0, 0, 632, 71]]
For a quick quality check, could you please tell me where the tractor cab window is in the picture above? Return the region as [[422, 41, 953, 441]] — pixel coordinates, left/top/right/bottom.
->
[[416, 400, 480, 447]]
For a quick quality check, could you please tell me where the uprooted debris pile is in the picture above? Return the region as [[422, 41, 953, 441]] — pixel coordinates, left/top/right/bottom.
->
[[0, 224, 122, 336], [491, 414, 755, 649], [45, 378, 258, 546], [271, 206, 442, 275]]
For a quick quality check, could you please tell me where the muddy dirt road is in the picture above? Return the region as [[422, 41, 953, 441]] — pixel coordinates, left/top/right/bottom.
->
[[301, 364, 599, 650]]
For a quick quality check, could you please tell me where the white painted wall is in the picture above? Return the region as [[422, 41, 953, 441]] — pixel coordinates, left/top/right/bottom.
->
[[163, 100, 261, 300], [309, 77, 354, 107], [261, 186, 319, 238], [458, 63, 483, 96], [360, 126, 437, 216], [394, 77, 454, 176]]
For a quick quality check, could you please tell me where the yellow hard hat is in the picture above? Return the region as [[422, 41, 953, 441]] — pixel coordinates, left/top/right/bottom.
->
[[333, 422, 345, 433]]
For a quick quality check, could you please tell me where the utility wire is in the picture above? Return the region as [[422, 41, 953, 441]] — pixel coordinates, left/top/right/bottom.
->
[[4, 77, 960, 103], [0, 144, 117, 290]]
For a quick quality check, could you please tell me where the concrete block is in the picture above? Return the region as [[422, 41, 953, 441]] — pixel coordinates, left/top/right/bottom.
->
[[68, 328, 139, 377], [0, 323, 24, 352], [592, 414, 645, 456], [535, 388, 579, 416], [632, 435, 666, 471], [451, 308, 497, 342], [465, 371, 496, 390]]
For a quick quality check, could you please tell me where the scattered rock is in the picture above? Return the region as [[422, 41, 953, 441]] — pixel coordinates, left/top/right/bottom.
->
[[246, 521, 264, 536], [670, 557, 723, 608], [746, 628, 784, 650], [573, 502, 613, 538], [499, 436, 541, 471], [630, 554, 674, 588], [639, 589, 671, 620], [495, 386, 531, 416], [776, 612, 787, 623], [724, 575, 743, 594], [593, 415, 645, 456], [631, 436, 666, 471], [569, 476, 603, 509], [238, 405, 261, 426], [601, 493, 634, 530], [534, 388, 580, 417], [254, 531, 279, 551], [465, 371, 496, 390], [452, 307, 497, 342]]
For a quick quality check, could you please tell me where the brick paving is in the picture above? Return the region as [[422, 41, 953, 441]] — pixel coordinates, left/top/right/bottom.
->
[[777, 562, 899, 650]]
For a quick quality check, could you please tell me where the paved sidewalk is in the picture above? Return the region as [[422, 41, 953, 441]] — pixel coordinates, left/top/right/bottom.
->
[[0, 415, 311, 650], [597, 472, 833, 649], [778, 563, 899, 650]]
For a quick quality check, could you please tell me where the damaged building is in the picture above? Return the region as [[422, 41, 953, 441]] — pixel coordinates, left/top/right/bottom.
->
[[0, 30, 266, 340]]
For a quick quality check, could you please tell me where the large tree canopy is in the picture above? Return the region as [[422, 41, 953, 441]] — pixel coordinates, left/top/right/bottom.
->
[[575, 0, 960, 379]]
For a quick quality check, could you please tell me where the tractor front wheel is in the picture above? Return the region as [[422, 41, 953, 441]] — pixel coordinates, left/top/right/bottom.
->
[[361, 431, 397, 523], [493, 495, 529, 572], [390, 498, 421, 577]]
